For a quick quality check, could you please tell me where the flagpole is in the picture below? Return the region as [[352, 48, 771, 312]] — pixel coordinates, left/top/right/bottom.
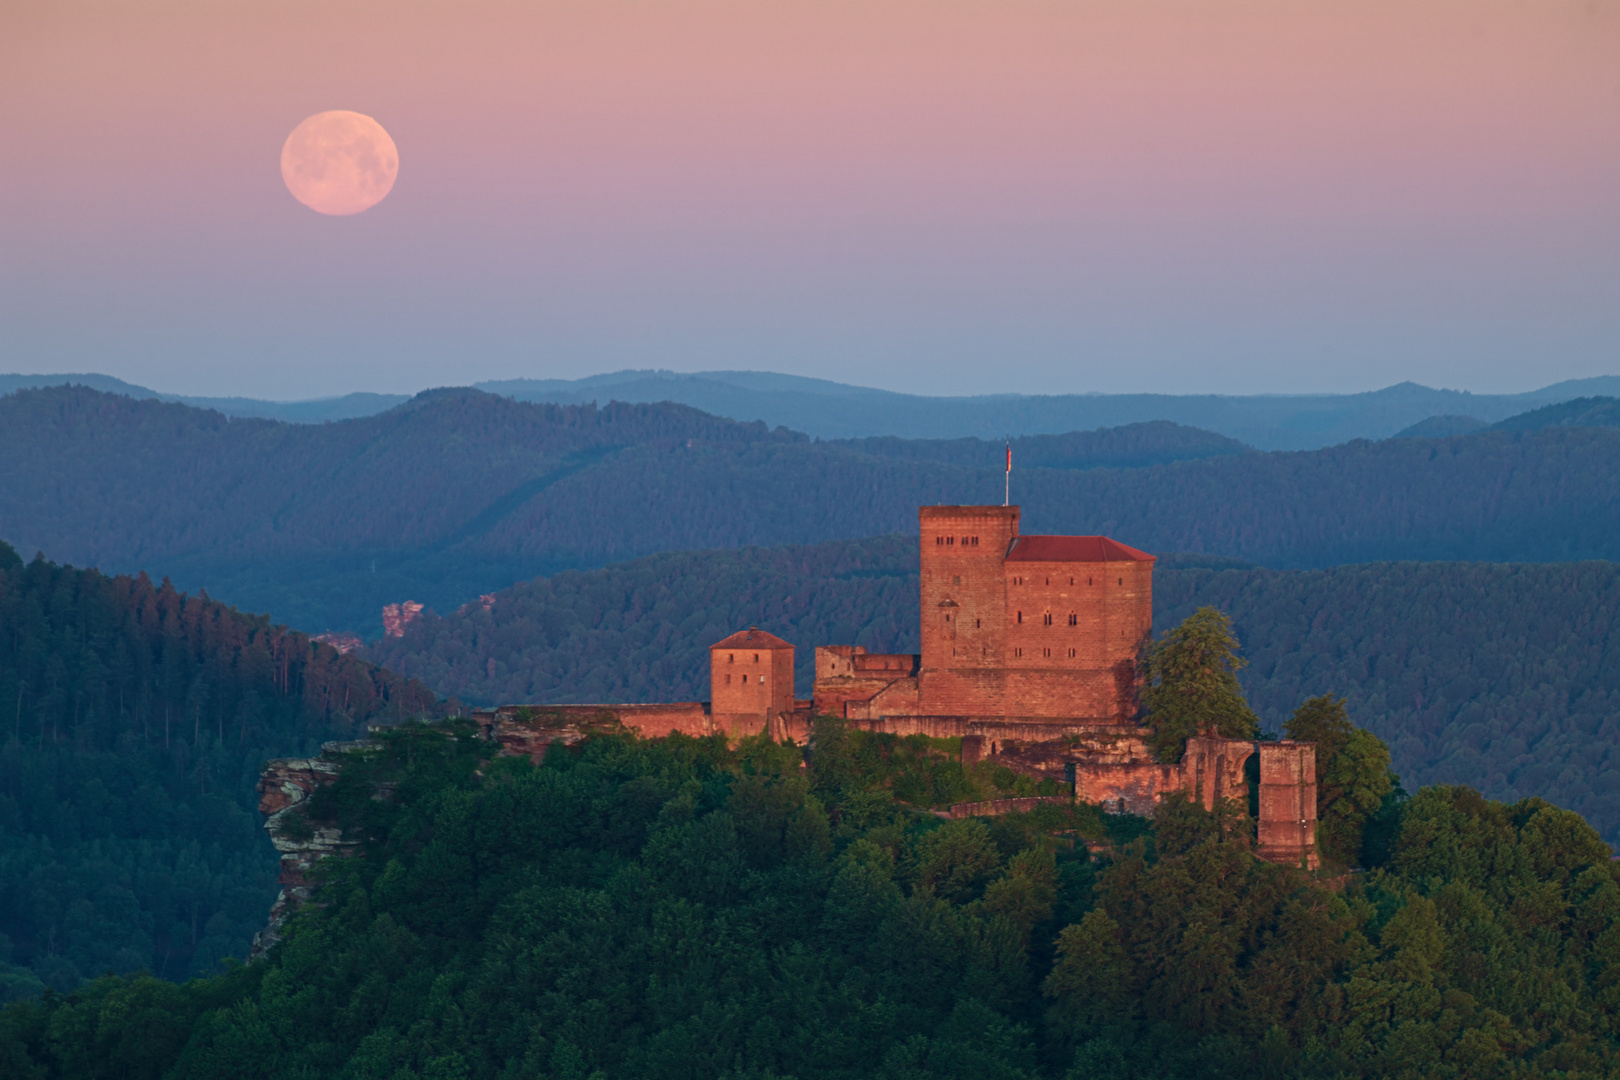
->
[[1004, 442, 1011, 507]]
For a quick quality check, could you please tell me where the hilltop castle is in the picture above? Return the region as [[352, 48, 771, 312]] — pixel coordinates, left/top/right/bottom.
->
[[474, 505, 1319, 867]]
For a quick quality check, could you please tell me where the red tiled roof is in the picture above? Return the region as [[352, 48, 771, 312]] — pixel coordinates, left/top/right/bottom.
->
[[1004, 535, 1154, 563], [710, 627, 793, 650]]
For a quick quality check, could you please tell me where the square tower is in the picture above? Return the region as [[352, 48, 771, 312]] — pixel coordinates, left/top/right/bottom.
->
[[918, 505, 1020, 714], [710, 628, 795, 737], [916, 505, 1154, 723]]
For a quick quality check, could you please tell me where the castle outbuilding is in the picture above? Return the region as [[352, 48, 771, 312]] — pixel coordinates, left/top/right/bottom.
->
[[709, 627, 797, 737], [473, 504, 1319, 868]]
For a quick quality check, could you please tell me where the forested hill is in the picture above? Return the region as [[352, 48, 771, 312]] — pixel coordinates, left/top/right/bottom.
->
[[828, 422, 1248, 469], [0, 542, 438, 999], [367, 537, 1620, 844], [5, 385, 1620, 633], [8, 722, 1620, 1078]]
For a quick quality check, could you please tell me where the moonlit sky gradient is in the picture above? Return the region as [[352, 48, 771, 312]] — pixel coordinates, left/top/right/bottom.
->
[[2, 0, 1618, 398]]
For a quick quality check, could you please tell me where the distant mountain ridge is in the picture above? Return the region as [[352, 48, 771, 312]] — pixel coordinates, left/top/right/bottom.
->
[[0, 373, 409, 424], [3, 385, 1620, 635], [7, 369, 1620, 449], [481, 370, 1620, 449]]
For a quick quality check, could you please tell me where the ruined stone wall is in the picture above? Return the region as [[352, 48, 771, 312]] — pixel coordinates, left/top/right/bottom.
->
[[1257, 741, 1319, 868], [471, 703, 709, 748]]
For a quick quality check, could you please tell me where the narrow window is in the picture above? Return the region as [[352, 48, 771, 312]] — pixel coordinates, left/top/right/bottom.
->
[[971, 536, 979, 545], [1069, 577, 1074, 585], [741, 674, 747, 683], [1118, 577, 1123, 586], [1068, 613, 1077, 626], [1017, 611, 1022, 623], [753, 653, 759, 662], [1045, 577, 1050, 585], [1043, 612, 1052, 626], [1067, 648, 1076, 658], [974, 618, 981, 628], [729, 653, 735, 662], [1014, 648, 1022, 658], [947, 536, 954, 545], [1043, 647, 1050, 658], [936, 536, 944, 545], [725, 674, 731, 684]]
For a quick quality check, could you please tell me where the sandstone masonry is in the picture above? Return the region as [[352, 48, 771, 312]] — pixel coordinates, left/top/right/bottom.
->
[[470, 505, 1319, 868]]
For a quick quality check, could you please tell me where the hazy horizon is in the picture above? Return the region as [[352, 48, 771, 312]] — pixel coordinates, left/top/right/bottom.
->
[[5, 1, 1618, 399]]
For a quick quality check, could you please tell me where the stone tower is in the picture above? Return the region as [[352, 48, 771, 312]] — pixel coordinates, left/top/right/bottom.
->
[[710, 628, 794, 737]]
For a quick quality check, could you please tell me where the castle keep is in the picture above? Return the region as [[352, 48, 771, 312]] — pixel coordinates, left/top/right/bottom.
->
[[474, 505, 1319, 867]]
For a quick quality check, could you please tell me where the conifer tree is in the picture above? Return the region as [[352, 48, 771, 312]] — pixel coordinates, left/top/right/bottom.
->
[[1285, 694, 1394, 865], [1137, 607, 1259, 761]]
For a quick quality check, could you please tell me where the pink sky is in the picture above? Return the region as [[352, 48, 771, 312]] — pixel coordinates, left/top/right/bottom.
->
[[2, 0, 1617, 397]]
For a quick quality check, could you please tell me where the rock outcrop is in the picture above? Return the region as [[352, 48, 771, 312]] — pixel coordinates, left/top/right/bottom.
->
[[249, 741, 378, 958]]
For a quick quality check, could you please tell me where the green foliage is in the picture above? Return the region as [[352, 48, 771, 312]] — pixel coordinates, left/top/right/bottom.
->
[[1138, 608, 1260, 761], [0, 546, 439, 995], [6, 728, 1620, 1079], [1285, 697, 1394, 866], [1153, 558, 1620, 844]]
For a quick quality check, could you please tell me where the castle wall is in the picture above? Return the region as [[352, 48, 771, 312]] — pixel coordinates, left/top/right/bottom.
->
[[812, 646, 919, 718], [1001, 558, 1152, 722]]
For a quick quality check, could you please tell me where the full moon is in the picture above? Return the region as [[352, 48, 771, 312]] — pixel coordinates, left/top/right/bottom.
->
[[280, 111, 399, 216]]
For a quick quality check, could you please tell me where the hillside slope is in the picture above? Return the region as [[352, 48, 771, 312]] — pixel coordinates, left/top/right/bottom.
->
[[5, 385, 1620, 633], [0, 543, 438, 997], [366, 538, 1620, 843]]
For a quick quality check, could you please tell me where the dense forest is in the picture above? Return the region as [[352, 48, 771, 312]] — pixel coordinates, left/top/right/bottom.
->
[[828, 422, 1247, 470], [4, 718, 1618, 1079], [5, 386, 1620, 634], [366, 537, 1620, 844], [0, 543, 439, 999]]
